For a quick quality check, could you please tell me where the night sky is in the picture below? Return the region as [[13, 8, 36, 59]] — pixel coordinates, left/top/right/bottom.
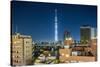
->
[[11, 1, 97, 42]]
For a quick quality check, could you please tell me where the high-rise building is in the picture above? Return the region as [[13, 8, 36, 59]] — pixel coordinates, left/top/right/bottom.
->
[[11, 33, 33, 66], [80, 25, 91, 44], [64, 31, 71, 41], [91, 27, 97, 39], [64, 31, 73, 47], [55, 9, 58, 42]]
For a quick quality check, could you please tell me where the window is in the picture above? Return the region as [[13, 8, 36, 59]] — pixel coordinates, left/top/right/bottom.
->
[[66, 54, 69, 57], [16, 60, 18, 63], [26, 41, 29, 44], [16, 56, 19, 58], [61, 53, 64, 56], [12, 51, 16, 53], [72, 51, 78, 56], [16, 51, 19, 53], [13, 60, 19, 63]]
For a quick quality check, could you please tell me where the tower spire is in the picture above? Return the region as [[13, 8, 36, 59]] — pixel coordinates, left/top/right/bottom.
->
[[55, 9, 58, 42]]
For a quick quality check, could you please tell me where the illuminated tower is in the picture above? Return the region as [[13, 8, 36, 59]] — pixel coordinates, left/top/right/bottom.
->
[[55, 9, 58, 42]]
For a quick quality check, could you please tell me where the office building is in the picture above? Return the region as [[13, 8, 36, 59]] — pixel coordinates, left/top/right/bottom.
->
[[64, 31, 73, 48], [80, 25, 91, 44], [91, 27, 97, 39]]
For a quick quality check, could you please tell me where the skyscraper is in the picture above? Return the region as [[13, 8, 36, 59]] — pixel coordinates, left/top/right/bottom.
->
[[80, 25, 91, 44], [55, 9, 58, 42], [91, 27, 97, 39], [64, 31, 71, 41], [64, 31, 73, 47]]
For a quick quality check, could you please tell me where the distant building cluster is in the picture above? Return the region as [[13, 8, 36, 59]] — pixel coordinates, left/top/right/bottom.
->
[[11, 25, 97, 66], [59, 25, 97, 63], [11, 7, 97, 66]]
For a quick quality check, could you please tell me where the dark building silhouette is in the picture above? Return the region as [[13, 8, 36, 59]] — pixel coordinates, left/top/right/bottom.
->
[[80, 25, 91, 44]]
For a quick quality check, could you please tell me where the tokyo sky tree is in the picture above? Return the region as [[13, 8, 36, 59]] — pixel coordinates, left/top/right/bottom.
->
[[55, 9, 58, 42]]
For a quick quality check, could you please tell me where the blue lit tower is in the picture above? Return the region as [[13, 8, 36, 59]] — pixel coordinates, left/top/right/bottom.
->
[[55, 9, 58, 42]]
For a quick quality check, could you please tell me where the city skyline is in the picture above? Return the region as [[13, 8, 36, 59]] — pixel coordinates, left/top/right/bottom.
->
[[12, 1, 97, 42], [11, 1, 97, 66]]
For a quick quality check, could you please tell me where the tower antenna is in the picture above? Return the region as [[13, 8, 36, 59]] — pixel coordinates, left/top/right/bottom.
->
[[55, 9, 58, 42]]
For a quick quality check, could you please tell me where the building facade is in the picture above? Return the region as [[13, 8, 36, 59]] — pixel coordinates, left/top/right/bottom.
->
[[80, 25, 91, 44], [64, 31, 73, 48], [11, 33, 33, 66], [91, 27, 97, 39]]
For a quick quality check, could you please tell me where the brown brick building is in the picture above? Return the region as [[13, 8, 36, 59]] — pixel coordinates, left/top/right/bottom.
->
[[11, 33, 33, 66]]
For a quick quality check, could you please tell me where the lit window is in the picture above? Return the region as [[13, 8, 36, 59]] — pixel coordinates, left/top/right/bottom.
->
[[61, 53, 64, 56], [13, 41, 20, 44], [66, 38, 68, 40], [66, 54, 69, 57], [13, 41, 17, 44]]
